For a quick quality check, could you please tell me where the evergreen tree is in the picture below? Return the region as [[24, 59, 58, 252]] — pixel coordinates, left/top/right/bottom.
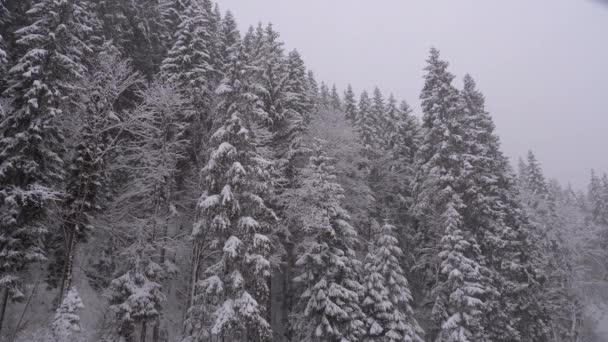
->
[[460, 75, 551, 342], [306, 70, 319, 113], [524, 151, 549, 197], [432, 197, 486, 342], [343, 84, 357, 122], [52, 287, 85, 342], [108, 237, 166, 342], [187, 43, 275, 341], [370, 87, 386, 143], [356, 90, 379, 159], [160, 0, 217, 170], [330, 84, 342, 110], [285, 49, 311, 119], [0, 0, 97, 331], [411, 48, 465, 305], [319, 82, 330, 108], [292, 140, 366, 342], [362, 222, 424, 342]]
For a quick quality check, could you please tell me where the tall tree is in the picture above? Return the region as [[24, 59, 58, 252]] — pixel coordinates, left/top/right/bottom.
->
[[187, 42, 275, 341], [411, 48, 464, 308], [0, 0, 97, 333], [292, 140, 366, 342], [460, 74, 551, 342]]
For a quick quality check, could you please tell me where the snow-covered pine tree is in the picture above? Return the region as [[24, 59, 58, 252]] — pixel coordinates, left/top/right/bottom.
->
[[524, 150, 549, 197], [186, 42, 275, 341], [306, 70, 319, 113], [588, 170, 608, 225], [362, 222, 424, 342], [343, 84, 357, 122], [218, 10, 240, 75], [370, 87, 386, 145], [285, 49, 311, 120], [330, 84, 342, 110], [356, 89, 379, 161], [459, 75, 551, 342], [432, 196, 486, 342], [292, 140, 366, 342], [319, 82, 330, 109], [160, 0, 217, 171], [380, 94, 397, 150], [0, 0, 97, 332], [52, 287, 85, 342], [108, 236, 166, 342], [411, 48, 466, 308]]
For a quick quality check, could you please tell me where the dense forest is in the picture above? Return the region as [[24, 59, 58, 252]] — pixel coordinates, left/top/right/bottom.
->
[[0, 0, 607, 341]]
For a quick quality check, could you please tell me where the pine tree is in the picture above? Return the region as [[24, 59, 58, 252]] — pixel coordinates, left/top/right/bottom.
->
[[218, 11, 240, 75], [292, 140, 366, 342], [370, 87, 386, 143], [319, 82, 330, 108], [411, 48, 465, 304], [108, 237, 166, 342], [0, 0, 97, 332], [343, 84, 357, 122], [285, 49, 311, 119], [432, 197, 486, 342], [187, 43, 275, 341], [356, 89, 379, 159], [362, 222, 424, 342], [160, 0, 217, 171], [460, 75, 551, 342], [306, 70, 319, 113], [330, 84, 342, 110], [255, 23, 288, 128], [52, 287, 85, 342], [524, 151, 549, 197]]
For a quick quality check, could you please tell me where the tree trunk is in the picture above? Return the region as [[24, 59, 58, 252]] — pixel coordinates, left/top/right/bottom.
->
[[58, 229, 77, 305], [0, 288, 9, 337], [140, 321, 147, 342], [152, 317, 160, 342]]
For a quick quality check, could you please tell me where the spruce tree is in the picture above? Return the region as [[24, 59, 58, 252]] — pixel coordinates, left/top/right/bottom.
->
[[292, 140, 366, 342], [460, 75, 551, 342], [306, 70, 319, 113], [343, 84, 357, 122], [412, 48, 465, 303], [0, 0, 96, 332], [362, 222, 424, 342], [187, 42, 275, 341], [52, 287, 85, 342], [432, 197, 486, 342], [330, 84, 342, 110], [524, 151, 549, 197], [319, 82, 330, 108], [160, 0, 217, 170], [356, 90, 378, 159]]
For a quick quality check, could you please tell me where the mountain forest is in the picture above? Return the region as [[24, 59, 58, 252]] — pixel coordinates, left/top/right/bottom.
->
[[0, 0, 607, 341]]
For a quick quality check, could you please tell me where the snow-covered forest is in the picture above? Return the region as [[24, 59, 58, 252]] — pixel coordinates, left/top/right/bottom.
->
[[0, 0, 607, 341]]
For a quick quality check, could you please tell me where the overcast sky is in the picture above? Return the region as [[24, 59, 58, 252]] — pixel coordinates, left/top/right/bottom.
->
[[218, 0, 608, 189]]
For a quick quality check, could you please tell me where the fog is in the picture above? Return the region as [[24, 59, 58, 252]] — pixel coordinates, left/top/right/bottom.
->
[[219, 0, 608, 189]]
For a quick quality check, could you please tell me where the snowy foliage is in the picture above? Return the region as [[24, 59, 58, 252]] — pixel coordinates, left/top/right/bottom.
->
[[291, 140, 366, 342], [362, 223, 424, 342], [53, 287, 85, 342]]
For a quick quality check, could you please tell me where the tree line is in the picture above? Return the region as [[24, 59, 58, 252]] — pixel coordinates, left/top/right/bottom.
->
[[0, 1, 606, 341]]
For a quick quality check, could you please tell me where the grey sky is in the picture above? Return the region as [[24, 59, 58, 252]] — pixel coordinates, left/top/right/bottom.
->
[[218, 0, 608, 189]]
